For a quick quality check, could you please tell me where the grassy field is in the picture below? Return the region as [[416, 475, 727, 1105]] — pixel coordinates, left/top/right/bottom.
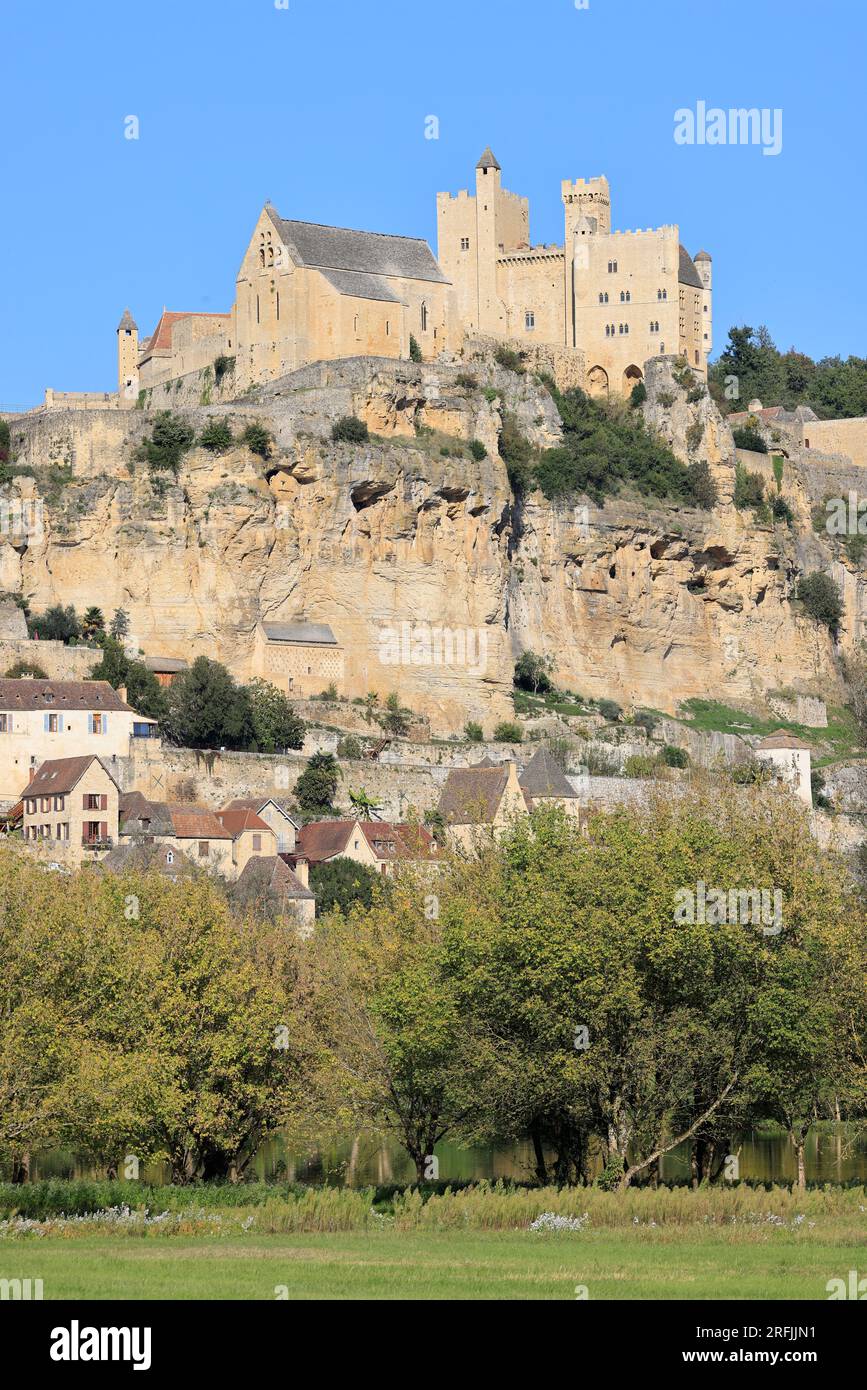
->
[[6, 1229, 864, 1300], [2, 1182, 865, 1299]]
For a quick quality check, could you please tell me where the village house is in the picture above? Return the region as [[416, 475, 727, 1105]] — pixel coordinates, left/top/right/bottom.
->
[[222, 796, 299, 854], [100, 839, 200, 880], [118, 795, 234, 876], [215, 806, 278, 875], [755, 730, 813, 806], [518, 747, 583, 818], [437, 759, 528, 851], [21, 755, 120, 867], [290, 818, 438, 878], [0, 679, 159, 806], [232, 854, 316, 932]]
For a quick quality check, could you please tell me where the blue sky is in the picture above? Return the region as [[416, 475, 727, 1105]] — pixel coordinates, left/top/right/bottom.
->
[[1, 0, 864, 406]]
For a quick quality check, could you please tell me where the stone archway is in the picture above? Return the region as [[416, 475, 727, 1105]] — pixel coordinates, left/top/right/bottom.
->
[[587, 365, 609, 400], [622, 364, 643, 395]]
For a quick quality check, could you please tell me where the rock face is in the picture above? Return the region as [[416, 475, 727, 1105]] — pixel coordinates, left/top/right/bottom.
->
[[3, 352, 848, 733]]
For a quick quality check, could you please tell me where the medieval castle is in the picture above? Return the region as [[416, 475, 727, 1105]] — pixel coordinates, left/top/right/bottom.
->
[[43, 150, 712, 410]]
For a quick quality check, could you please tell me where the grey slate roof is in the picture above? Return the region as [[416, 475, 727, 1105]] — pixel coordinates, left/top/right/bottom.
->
[[143, 655, 188, 674], [262, 622, 338, 646], [693, 249, 712, 262], [318, 268, 405, 304], [117, 308, 138, 332], [265, 209, 447, 284], [477, 147, 501, 171], [438, 764, 510, 825], [678, 245, 704, 289], [519, 748, 578, 800]]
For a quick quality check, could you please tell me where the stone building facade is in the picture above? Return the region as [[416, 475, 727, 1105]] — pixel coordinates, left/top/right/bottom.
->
[[437, 149, 713, 397]]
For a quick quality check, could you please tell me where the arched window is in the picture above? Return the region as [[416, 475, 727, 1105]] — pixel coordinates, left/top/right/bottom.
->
[[166, 850, 174, 865], [625, 291, 630, 302], [605, 324, 610, 337], [604, 292, 608, 303], [599, 293, 604, 304], [353, 315, 359, 335], [625, 323, 629, 334], [421, 302, 428, 332], [662, 289, 667, 300], [657, 289, 662, 300], [620, 291, 625, 302]]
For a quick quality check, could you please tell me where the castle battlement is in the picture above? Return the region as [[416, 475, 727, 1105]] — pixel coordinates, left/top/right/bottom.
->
[[604, 225, 678, 240]]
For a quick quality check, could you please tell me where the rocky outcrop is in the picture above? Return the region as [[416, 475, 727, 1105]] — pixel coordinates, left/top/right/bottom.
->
[[1, 352, 848, 733]]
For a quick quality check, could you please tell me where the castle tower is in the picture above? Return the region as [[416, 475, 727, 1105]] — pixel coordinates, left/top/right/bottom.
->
[[475, 148, 503, 335], [694, 250, 713, 359], [562, 176, 611, 244], [117, 308, 139, 400]]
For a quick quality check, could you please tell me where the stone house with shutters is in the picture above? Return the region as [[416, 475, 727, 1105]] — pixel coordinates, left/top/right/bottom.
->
[[222, 797, 299, 855], [118, 795, 235, 877], [437, 759, 529, 852], [215, 806, 278, 876], [21, 755, 120, 866], [0, 679, 160, 806]]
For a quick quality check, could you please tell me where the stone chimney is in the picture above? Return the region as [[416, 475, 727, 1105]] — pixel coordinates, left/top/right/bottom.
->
[[118, 685, 128, 704], [294, 855, 309, 888]]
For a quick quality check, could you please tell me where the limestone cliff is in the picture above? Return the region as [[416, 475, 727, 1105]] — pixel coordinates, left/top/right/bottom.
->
[[2, 352, 850, 733]]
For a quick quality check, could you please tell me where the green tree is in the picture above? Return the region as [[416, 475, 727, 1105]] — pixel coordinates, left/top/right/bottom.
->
[[165, 656, 253, 750], [331, 416, 369, 444], [245, 678, 305, 753], [294, 752, 340, 820], [137, 411, 195, 475], [81, 606, 105, 640], [89, 637, 169, 721], [109, 608, 130, 640], [27, 604, 80, 644], [514, 651, 554, 694], [309, 858, 381, 916], [796, 572, 843, 631]]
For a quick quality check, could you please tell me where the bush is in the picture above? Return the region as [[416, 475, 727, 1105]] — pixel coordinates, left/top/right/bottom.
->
[[731, 758, 771, 786], [246, 678, 305, 753], [597, 698, 622, 722], [294, 752, 340, 820], [27, 604, 80, 644], [409, 335, 422, 362], [493, 720, 523, 743], [498, 412, 534, 493], [685, 420, 704, 455], [213, 354, 235, 386], [310, 858, 381, 915], [733, 462, 765, 510], [623, 754, 658, 779], [686, 459, 718, 510], [732, 425, 768, 453], [242, 422, 273, 458], [455, 373, 478, 390], [494, 345, 525, 374], [4, 658, 47, 679], [796, 572, 843, 631], [845, 534, 867, 566], [657, 391, 675, 409], [199, 419, 234, 452], [465, 720, 484, 742], [811, 769, 833, 811], [469, 439, 488, 461], [633, 710, 658, 737], [629, 381, 647, 408], [336, 734, 363, 760], [661, 744, 689, 768], [536, 383, 693, 506], [136, 411, 195, 475], [331, 415, 369, 444], [514, 651, 553, 694], [772, 455, 784, 490], [771, 495, 794, 527]]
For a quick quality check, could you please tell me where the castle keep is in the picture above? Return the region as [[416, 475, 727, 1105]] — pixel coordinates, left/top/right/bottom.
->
[[437, 149, 712, 398], [46, 149, 712, 408]]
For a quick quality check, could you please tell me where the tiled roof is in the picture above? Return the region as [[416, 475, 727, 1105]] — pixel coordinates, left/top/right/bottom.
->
[[25, 755, 116, 798], [142, 310, 231, 357], [295, 820, 355, 862], [757, 730, 812, 751], [262, 621, 338, 646], [0, 679, 134, 712], [235, 855, 314, 901], [166, 805, 232, 840], [694, 250, 712, 262], [519, 747, 578, 799], [101, 841, 197, 878], [438, 765, 510, 825], [318, 268, 404, 304], [216, 808, 272, 836], [224, 796, 300, 827], [678, 244, 704, 290], [265, 208, 448, 285]]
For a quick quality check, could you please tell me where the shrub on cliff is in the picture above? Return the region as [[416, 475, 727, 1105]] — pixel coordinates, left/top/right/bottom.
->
[[514, 651, 554, 694], [137, 411, 195, 475], [4, 659, 47, 679], [409, 335, 422, 362], [732, 424, 768, 453], [498, 412, 534, 493], [331, 415, 369, 444], [242, 422, 273, 458], [493, 720, 523, 743], [199, 419, 234, 453], [494, 345, 526, 374], [796, 572, 843, 632], [686, 459, 718, 509], [733, 462, 765, 510]]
